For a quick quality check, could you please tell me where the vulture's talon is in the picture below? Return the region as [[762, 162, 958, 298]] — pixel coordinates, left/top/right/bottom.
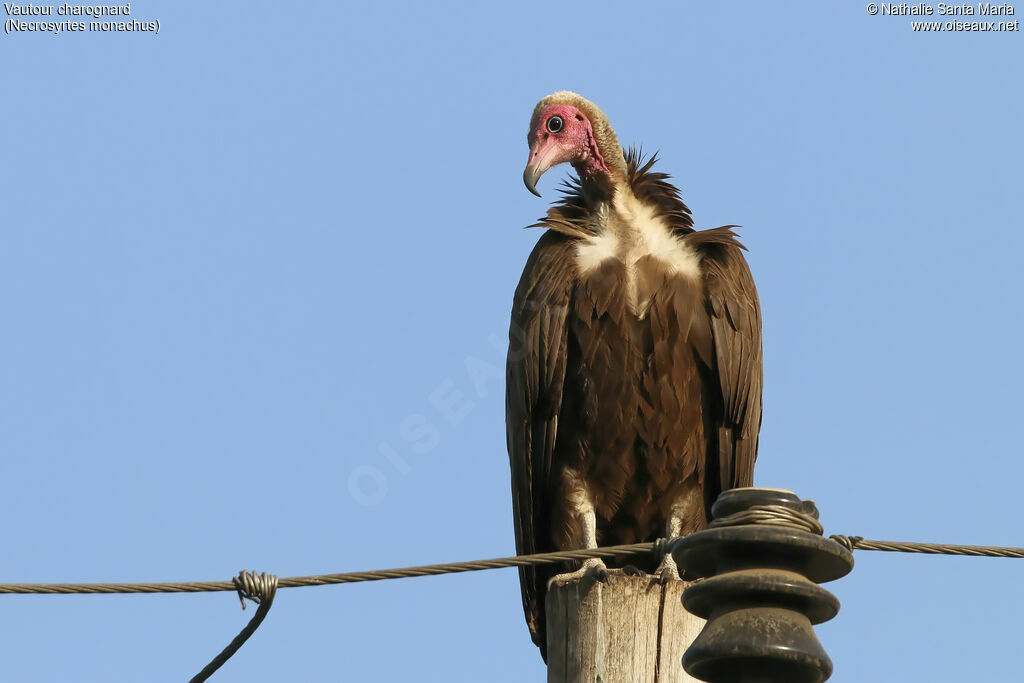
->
[[654, 554, 682, 584], [549, 558, 609, 587]]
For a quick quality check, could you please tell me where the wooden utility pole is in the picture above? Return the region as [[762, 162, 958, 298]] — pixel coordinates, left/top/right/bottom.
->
[[545, 573, 704, 683]]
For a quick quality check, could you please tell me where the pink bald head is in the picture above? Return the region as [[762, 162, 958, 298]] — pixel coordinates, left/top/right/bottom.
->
[[523, 104, 610, 196]]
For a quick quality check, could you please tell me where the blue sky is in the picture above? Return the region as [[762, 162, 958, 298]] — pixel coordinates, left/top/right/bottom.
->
[[1, 2, 1021, 681]]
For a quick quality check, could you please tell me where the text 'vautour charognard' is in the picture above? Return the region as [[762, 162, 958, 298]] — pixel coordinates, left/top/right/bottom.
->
[[4, 3, 159, 35]]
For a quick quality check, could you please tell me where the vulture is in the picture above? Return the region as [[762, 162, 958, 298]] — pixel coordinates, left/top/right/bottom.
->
[[505, 91, 763, 656]]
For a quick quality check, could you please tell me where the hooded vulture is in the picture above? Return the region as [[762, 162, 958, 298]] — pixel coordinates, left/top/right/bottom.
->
[[505, 91, 763, 656]]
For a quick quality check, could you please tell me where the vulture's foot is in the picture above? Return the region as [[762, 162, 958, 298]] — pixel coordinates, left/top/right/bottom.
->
[[653, 553, 682, 584], [549, 557, 609, 587]]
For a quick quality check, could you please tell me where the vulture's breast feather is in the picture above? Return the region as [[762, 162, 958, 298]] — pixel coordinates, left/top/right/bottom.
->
[[574, 193, 702, 319]]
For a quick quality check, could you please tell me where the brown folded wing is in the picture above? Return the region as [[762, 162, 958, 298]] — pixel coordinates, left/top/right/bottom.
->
[[505, 230, 577, 651]]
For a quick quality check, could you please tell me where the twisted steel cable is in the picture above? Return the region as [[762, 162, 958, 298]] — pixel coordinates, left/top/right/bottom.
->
[[3, 536, 1023, 598], [0, 543, 666, 596], [5, 529, 1024, 680]]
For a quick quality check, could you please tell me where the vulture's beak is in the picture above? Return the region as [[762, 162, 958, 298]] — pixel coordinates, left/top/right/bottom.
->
[[523, 138, 562, 197], [523, 164, 543, 197]]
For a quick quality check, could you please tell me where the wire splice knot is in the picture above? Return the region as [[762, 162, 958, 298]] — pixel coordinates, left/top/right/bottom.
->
[[233, 570, 278, 610], [190, 570, 279, 683]]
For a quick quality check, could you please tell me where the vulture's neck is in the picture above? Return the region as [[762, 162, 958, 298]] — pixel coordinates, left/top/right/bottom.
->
[[574, 146, 629, 207]]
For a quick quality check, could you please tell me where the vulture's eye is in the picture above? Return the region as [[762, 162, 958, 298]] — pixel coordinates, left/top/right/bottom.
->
[[546, 115, 564, 134]]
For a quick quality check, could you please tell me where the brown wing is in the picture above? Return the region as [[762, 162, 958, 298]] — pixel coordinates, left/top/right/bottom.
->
[[686, 227, 763, 492], [506, 229, 577, 652]]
